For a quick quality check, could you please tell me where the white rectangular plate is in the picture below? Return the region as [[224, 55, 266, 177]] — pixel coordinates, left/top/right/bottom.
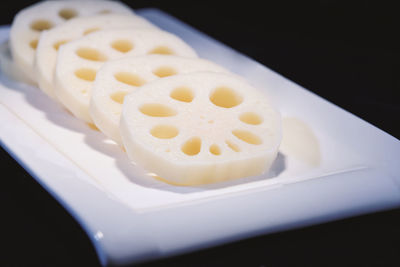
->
[[1, 8, 399, 266]]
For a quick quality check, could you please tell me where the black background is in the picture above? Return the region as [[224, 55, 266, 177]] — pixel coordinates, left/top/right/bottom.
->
[[1, 1, 400, 266]]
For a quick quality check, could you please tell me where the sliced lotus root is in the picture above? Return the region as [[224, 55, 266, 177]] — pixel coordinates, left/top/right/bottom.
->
[[35, 14, 156, 99], [91, 55, 230, 145], [120, 72, 282, 186], [0, 41, 35, 85], [54, 28, 197, 123], [9, 0, 133, 84]]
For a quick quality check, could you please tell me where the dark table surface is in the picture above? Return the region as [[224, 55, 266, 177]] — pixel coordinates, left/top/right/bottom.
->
[[1, 1, 399, 266]]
